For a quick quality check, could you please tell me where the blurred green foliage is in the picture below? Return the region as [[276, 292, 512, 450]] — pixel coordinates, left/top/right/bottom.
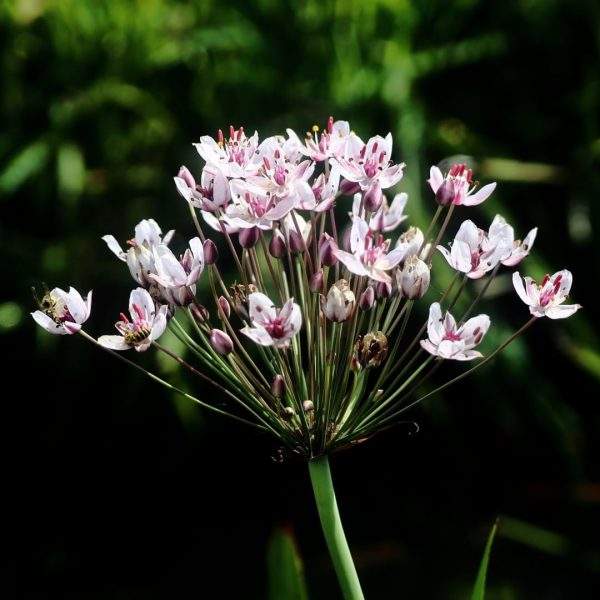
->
[[4, 0, 599, 597]]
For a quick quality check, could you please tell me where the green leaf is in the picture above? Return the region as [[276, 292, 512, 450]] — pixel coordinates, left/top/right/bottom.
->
[[0, 140, 49, 194], [267, 526, 308, 600], [471, 519, 499, 600]]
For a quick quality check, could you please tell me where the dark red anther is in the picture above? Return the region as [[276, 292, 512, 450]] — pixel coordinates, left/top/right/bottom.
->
[[274, 149, 280, 159], [372, 142, 378, 154], [263, 157, 271, 171], [229, 125, 235, 139], [217, 129, 224, 145], [327, 116, 334, 133], [553, 274, 563, 292], [119, 312, 130, 323], [541, 274, 550, 286]]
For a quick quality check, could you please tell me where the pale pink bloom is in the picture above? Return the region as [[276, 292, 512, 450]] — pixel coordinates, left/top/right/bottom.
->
[[321, 280, 355, 322], [175, 164, 231, 212], [286, 118, 351, 162], [98, 288, 167, 352], [102, 219, 174, 286], [150, 237, 204, 289], [488, 215, 537, 267], [512, 270, 581, 319], [438, 219, 513, 279], [395, 226, 428, 261], [397, 256, 430, 299], [240, 293, 302, 349], [193, 126, 260, 178], [333, 133, 405, 195], [368, 192, 408, 232], [304, 164, 340, 212], [31, 286, 92, 335], [428, 163, 496, 206], [274, 211, 312, 252], [200, 209, 240, 235], [334, 218, 407, 283], [420, 302, 490, 361], [247, 137, 315, 210]]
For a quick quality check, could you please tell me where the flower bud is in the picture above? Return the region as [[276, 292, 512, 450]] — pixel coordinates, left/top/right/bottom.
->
[[288, 230, 304, 253], [339, 178, 361, 196], [310, 270, 324, 293], [435, 179, 455, 206], [363, 182, 383, 212], [282, 406, 295, 420], [353, 331, 388, 369], [359, 286, 375, 311], [217, 296, 231, 319], [397, 226, 425, 260], [210, 328, 234, 355], [190, 303, 209, 323], [375, 280, 392, 299], [303, 400, 314, 412], [271, 374, 285, 398], [178, 165, 196, 189], [203, 239, 218, 265], [321, 279, 355, 322], [398, 256, 430, 299], [319, 233, 338, 267], [239, 226, 260, 248], [269, 232, 286, 258]]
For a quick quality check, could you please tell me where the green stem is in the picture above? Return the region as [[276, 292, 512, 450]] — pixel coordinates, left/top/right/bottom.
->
[[308, 455, 365, 600]]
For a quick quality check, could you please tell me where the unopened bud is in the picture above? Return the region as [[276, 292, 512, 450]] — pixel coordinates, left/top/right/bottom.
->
[[203, 239, 218, 265], [239, 226, 260, 248], [178, 165, 196, 189], [353, 331, 388, 369], [210, 328, 233, 355], [359, 286, 375, 311], [398, 256, 430, 299], [435, 179, 455, 206], [319, 233, 338, 267], [321, 279, 355, 322], [339, 178, 361, 196], [282, 406, 295, 420], [271, 374, 285, 398], [363, 182, 383, 212], [190, 303, 209, 323], [310, 270, 324, 293], [303, 400, 314, 412], [269, 232, 286, 258], [217, 296, 231, 319], [288, 230, 304, 253], [375, 280, 392, 299]]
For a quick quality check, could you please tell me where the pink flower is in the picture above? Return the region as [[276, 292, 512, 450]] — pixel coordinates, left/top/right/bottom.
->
[[240, 293, 302, 349], [420, 302, 490, 361], [175, 165, 231, 212], [488, 215, 537, 267], [438, 219, 513, 279], [31, 286, 92, 335], [334, 218, 407, 283], [428, 163, 496, 206], [512, 270, 581, 319], [333, 133, 405, 195], [286, 118, 351, 162], [354, 192, 408, 232], [306, 164, 340, 212], [98, 288, 167, 352], [193, 126, 260, 178]]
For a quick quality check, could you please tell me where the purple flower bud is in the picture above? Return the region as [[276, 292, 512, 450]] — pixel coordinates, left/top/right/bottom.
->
[[190, 303, 209, 323], [359, 286, 375, 311], [217, 296, 231, 319], [435, 179, 455, 206], [288, 230, 304, 253], [239, 227, 260, 248], [363, 182, 383, 212], [203, 239, 218, 265], [375, 280, 392, 299], [271, 374, 285, 398], [210, 328, 233, 355], [339, 178, 361, 196], [319, 233, 338, 266], [310, 270, 324, 293], [269, 233, 286, 258], [178, 165, 196, 189]]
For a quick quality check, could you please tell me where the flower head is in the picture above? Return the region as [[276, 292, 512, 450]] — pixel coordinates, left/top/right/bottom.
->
[[420, 302, 490, 361], [240, 292, 302, 348], [286, 118, 351, 162], [31, 286, 92, 335], [98, 288, 167, 352], [512, 270, 581, 319], [488, 215, 537, 267], [428, 163, 496, 207]]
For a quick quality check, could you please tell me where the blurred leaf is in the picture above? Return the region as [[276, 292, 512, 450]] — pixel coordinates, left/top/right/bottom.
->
[[57, 143, 86, 202], [0, 301, 23, 332], [471, 519, 498, 600], [0, 140, 49, 194], [499, 516, 569, 557], [562, 339, 600, 382], [267, 526, 308, 600]]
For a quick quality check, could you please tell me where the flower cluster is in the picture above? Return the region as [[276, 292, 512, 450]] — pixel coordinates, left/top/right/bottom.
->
[[32, 118, 581, 457]]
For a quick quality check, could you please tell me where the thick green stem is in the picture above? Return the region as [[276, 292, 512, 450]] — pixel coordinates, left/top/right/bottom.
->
[[308, 455, 365, 600]]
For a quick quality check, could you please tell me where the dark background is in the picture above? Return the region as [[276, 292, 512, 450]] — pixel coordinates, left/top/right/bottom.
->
[[4, 0, 599, 597]]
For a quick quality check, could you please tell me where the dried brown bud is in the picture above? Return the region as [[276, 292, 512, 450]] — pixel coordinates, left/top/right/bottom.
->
[[271, 374, 285, 398], [303, 400, 314, 412], [282, 406, 295, 420], [353, 331, 388, 369]]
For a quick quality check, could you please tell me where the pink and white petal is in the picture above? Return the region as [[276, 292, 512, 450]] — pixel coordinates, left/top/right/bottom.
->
[[451, 240, 473, 273], [31, 310, 67, 335], [512, 272, 532, 306], [65, 287, 88, 323], [428, 166, 444, 193], [163, 230, 175, 246], [334, 250, 370, 277], [378, 163, 405, 189], [455, 220, 480, 249], [202, 211, 239, 234], [98, 335, 130, 350], [102, 235, 126, 260], [463, 182, 496, 206], [265, 195, 297, 221], [384, 246, 408, 269], [349, 218, 369, 253], [188, 237, 204, 268], [129, 288, 155, 320], [248, 292, 277, 323], [287, 303, 302, 334], [554, 269, 573, 299], [460, 314, 491, 341], [437, 339, 458, 359], [545, 303, 581, 320], [240, 325, 274, 346], [522, 227, 538, 251], [174, 176, 193, 201], [427, 302, 444, 345], [150, 307, 168, 341], [420, 339, 440, 357], [452, 349, 483, 361], [63, 321, 82, 334], [85, 291, 93, 318]]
